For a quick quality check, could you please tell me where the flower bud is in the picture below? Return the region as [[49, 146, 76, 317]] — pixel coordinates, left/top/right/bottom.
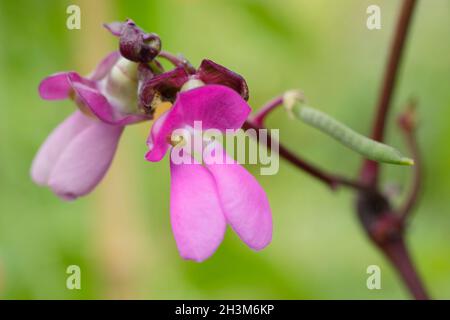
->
[[120, 20, 161, 63], [105, 19, 161, 63]]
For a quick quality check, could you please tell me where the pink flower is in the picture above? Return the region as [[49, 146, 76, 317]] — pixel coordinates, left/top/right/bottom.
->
[[32, 52, 153, 200], [146, 85, 273, 262], [33, 18, 272, 262]]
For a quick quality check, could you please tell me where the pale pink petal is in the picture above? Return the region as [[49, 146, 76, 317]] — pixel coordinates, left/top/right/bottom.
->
[[170, 150, 226, 262], [146, 85, 251, 162], [38, 72, 95, 100], [38, 72, 74, 100], [39, 51, 118, 101], [47, 121, 124, 200], [31, 111, 93, 186], [69, 79, 147, 126], [204, 143, 272, 250]]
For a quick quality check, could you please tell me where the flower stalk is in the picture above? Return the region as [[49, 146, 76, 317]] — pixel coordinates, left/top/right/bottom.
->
[[358, 0, 427, 299], [361, 0, 418, 186], [246, 0, 428, 300], [243, 120, 366, 191], [397, 100, 422, 223]]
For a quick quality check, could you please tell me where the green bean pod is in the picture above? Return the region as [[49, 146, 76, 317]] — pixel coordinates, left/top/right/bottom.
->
[[293, 105, 414, 166]]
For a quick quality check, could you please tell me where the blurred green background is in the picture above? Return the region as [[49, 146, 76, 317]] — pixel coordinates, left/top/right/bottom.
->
[[0, 0, 449, 299]]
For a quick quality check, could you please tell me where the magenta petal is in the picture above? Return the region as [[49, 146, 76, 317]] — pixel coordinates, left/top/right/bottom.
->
[[38, 72, 74, 100], [145, 111, 171, 162], [204, 144, 272, 250], [89, 51, 120, 81], [170, 151, 226, 262], [31, 111, 93, 186], [146, 85, 251, 162], [69, 79, 146, 126], [47, 120, 124, 200], [174, 85, 251, 130]]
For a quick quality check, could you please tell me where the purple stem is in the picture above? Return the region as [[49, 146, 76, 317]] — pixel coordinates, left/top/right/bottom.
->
[[243, 120, 366, 191], [361, 0, 417, 186], [381, 238, 429, 300], [252, 96, 283, 127], [399, 120, 422, 222], [158, 50, 196, 74]]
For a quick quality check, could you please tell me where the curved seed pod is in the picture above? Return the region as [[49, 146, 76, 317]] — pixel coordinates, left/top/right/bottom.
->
[[292, 105, 414, 166]]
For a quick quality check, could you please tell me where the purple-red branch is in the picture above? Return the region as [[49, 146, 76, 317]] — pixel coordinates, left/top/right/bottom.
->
[[356, 0, 427, 299], [361, 0, 417, 186], [381, 237, 429, 300], [252, 96, 283, 127], [399, 131, 421, 221], [249, 93, 368, 190], [248, 0, 427, 299], [398, 104, 422, 222], [249, 93, 368, 191], [243, 120, 366, 191]]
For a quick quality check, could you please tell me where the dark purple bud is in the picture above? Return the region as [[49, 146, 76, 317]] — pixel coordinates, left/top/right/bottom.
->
[[121, 20, 161, 63], [105, 19, 161, 63], [139, 66, 189, 110], [197, 59, 249, 101]]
